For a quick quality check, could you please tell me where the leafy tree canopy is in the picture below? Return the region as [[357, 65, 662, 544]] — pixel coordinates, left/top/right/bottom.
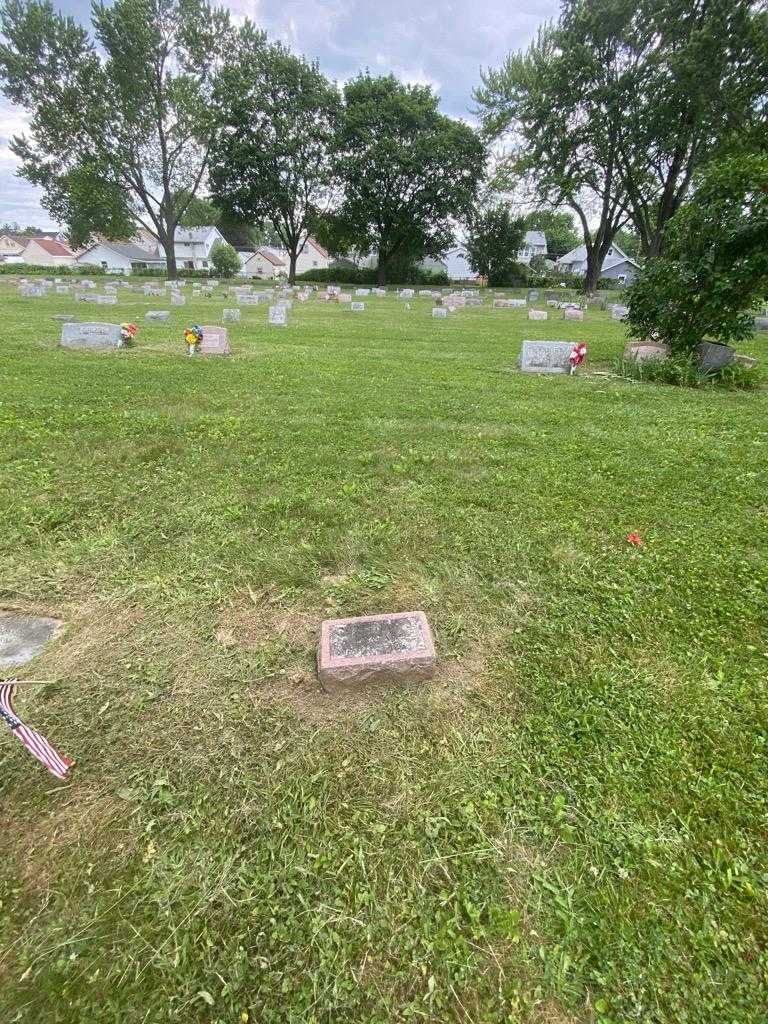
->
[[210, 31, 340, 283], [333, 74, 485, 284], [209, 241, 240, 277], [627, 154, 768, 352], [0, 0, 235, 275], [465, 203, 525, 286], [521, 210, 579, 258]]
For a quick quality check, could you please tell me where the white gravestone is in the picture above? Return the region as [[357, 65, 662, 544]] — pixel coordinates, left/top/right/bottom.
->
[[199, 325, 230, 355], [96, 294, 117, 305], [146, 311, 170, 321], [432, 307, 448, 319], [355, 288, 370, 296], [61, 322, 122, 349], [528, 309, 548, 321], [171, 293, 186, 306], [351, 301, 365, 311], [564, 307, 584, 321], [611, 305, 629, 321], [519, 340, 575, 375], [269, 305, 287, 327]]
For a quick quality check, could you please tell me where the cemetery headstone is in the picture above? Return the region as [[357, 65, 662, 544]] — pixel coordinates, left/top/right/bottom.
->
[[222, 308, 241, 322], [351, 301, 365, 311], [60, 321, 123, 349], [527, 290, 539, 302], [171, 293, 186, 306], [528, 309, 548, 321], [56, 285, 70, 295], [519, 340, 577, 375], [269, 305, 287, 327], [623, 341, 670, 362], [611, 305, 629, 321], [337, 293, 351, 304], [146, 311, 170, 321], [96, 294, 117, 305], [0, 612, 62, 668], [432, 307, 447, 318], [317, 611, 436, 694], [564, 307, 584, 321], [199, 325, 230, 355], [355, 288, 370, 296]]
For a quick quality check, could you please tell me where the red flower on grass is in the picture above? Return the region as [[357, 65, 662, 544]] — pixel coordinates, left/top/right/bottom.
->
[[626, 533, 644, 547]]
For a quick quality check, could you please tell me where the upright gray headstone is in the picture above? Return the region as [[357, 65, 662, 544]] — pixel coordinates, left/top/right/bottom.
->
[[61, 321, 122, 349], [519, 340, 575, 375]]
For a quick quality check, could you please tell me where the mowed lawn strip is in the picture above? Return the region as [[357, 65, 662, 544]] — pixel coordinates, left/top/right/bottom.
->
[[1, 281, 767, 1023]]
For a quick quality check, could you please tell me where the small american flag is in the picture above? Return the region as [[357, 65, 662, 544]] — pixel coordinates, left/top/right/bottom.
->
[[0, 681, 73, 779]]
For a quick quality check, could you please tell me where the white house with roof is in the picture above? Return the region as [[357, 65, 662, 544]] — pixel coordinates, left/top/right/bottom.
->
[[239, 247, 287, 279], [77, 240, 167, 274], [173, 226, 227, 270], [517, 231, 547, 264], [556, 242, 640, 284]]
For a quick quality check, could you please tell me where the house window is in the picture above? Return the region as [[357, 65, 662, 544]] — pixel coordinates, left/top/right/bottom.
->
[[201, 260, 208, 268], [312, 260, 318, 267]]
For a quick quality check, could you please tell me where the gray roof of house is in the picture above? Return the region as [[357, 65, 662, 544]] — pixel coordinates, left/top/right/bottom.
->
[[524, 230, 546, 247], [84, 241, 164, 262]]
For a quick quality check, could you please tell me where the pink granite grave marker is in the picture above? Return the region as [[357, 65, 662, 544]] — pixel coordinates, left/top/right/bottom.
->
[[199, 325, 230, 355]]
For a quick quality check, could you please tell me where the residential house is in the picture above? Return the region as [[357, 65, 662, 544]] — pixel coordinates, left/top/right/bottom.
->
[[0, 234, 29, 262], [442, 248, 479, 282], [173, 226, 227, 270], [517, 230, 547, 265], [22, 237, 76, 268], [239, 247, 287, 279], [293, 238, 331, 276], [77, 240, 167, 275], [556, 242, 640, 284]]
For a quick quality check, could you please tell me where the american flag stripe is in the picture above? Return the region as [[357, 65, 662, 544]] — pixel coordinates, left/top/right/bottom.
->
[[0, 682, 73, 779]]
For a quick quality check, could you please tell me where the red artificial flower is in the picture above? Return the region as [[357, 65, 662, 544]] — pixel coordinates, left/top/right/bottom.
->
[[626, 532, 643, 547], [570, 342, 587, 366]]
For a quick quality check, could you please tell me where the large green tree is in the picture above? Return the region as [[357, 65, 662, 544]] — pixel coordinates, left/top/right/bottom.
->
[[333, 75, 485, 285], [476, 25, 629, 293], [210, 31, 340, 284], [521, 210, 579, 258], [0, 0, 234, 276], [627, 154, 768, 352], [465, 204, 525, 286], [565, 0, 767, 258]]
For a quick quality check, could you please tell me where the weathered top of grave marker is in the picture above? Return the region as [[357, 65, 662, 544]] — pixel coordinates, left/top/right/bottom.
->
[[317, 610, 436, 693], [0, 612, 62, 668], [60, 321, 123, 349], [519, 339, 576, 374]]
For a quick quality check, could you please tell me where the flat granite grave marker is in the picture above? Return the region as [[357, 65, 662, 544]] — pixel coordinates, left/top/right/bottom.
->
[[432, 307, 447, 318], [317, 611, 437, 694], [350, 301, 365, 311], [56, 285, 70, 295], [60, 321, 122, 349], [623, 341, 669, 362], [96, 294, 118, 305], [199, 325, 230, 355], [269, 305, 287, 326], [611, 305, 629, 321], [171, 293, 186, 306], [0, 612, 62, 668], [528, 309, 548, 321], [223, 308, 241, 322], [146, 311, 170, 321], [519, 340, 576, 374], [564, 307, 584, 321]]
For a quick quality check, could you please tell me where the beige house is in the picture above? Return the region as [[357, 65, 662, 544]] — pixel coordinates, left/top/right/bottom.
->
[[239, 247, 287, 279], [0, 234, 30, 262], [22, 237, 76, 267], [293, 238, 330, 276]]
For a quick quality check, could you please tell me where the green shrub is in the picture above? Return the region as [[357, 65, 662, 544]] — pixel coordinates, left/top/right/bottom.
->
[[615, 353, 763, 390], [296, 265, 449, 286], [0, 263, 105, 275]]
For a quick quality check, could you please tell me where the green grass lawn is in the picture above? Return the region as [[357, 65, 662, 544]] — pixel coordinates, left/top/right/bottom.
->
[[1, 279, 766, 1023]]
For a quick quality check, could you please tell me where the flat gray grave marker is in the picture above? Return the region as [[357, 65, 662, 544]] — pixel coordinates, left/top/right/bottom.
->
[[145, 311, 170, 321], [51, 315, 77, 322], [317, 611, 436, 694], [96, 294, 117, 305], [351, 301, 365, 311], [611, 305, 629, 321], [171, 293, 186, 306], [199, 324, 230, 355], [61, 321, 122, 349], [432, 307, 447, 318], [269, 305, 287, 326], [519, 340, 575, 375], [223, 308, 241, 322], [0, 613, 61, 668]]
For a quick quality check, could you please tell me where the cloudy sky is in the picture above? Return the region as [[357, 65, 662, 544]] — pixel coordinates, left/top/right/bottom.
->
[[0, 0, 558, 230]]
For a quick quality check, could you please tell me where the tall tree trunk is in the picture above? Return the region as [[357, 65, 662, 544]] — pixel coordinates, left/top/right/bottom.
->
[[288, 250, 297, 285], [157, 226, 178, 279], [376, 255, 388, 285], [583, 246, 602, 293]]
